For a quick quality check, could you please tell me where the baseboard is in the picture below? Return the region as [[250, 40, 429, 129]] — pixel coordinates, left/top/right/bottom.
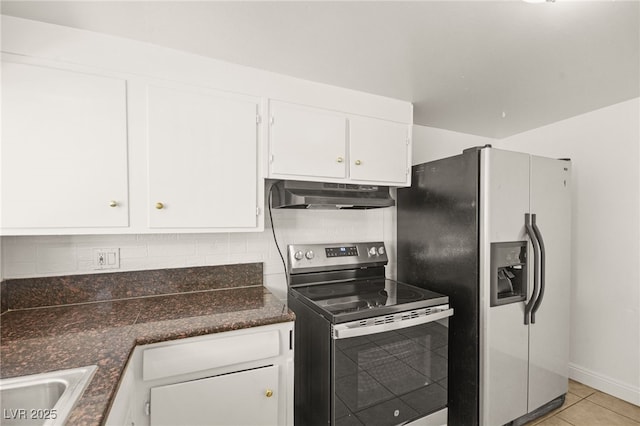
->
[[569, 362, 640, 406]]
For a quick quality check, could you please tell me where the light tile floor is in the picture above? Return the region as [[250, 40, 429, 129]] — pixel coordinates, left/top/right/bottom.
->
[[526, 380, 640, 426]]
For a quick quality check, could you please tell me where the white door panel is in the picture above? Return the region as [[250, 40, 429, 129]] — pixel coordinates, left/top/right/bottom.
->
[[528, 156, 571, 411], [147, 84, 258, 229], [1, 62, 129, 229], [349, 117, 408, 183], [269, 101, 346, 179], [150, 365, 279, 426]]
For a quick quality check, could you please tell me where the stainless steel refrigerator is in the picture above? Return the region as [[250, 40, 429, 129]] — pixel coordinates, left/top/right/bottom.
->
[[397, 146, 571, 425]]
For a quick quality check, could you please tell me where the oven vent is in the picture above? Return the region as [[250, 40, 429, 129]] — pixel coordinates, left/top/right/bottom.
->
[[342, 306, 450, 329], [373, 316, 391, 326], [401, 311, 420, 320], [332, 305, 452, 339]]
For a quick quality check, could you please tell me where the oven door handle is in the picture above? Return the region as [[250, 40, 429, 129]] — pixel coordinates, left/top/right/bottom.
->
[[332, 307, 454, 339]]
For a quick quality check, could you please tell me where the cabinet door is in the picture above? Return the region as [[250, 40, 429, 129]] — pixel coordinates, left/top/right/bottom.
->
[[147, 85, 259, 229], [349, 117, 409, 184], [269, 101, 347, 179], [1, 62, 129, 229], [150, 365, 280, 426]]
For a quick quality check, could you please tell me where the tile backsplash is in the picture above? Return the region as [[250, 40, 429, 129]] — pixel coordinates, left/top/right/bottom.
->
[[1, 207, 395, 300]]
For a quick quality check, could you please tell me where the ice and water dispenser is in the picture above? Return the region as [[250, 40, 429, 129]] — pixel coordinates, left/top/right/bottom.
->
[[490, 242, 528, 307]]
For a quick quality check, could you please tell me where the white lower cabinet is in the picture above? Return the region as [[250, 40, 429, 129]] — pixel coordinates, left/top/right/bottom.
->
[[150, 365, 279, 426], [105, 322, 294, 426]]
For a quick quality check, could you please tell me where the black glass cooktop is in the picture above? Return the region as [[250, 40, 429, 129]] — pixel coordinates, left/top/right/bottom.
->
[[290, 278, 448, 324]]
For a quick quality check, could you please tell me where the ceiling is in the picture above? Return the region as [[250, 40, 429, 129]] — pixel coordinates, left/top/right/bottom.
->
[[1, 1, 638, 138]]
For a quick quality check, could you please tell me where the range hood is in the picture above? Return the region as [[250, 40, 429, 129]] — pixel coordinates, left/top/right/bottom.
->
[[270, 180, 395, 209]]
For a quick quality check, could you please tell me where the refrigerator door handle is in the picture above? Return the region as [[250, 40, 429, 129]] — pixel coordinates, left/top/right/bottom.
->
[[531, 213, 546, 323], [524, 213, 540, 325]]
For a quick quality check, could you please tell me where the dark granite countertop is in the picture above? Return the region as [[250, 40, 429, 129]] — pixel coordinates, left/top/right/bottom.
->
[[0, 264, 294, 425]]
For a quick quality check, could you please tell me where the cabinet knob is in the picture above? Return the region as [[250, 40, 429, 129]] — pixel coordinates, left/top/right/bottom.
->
[[265, 389, 274, 398], [355, 160, 362, 166], [336, 156, 344, 163], [109, 200, 118, 208], [155, 202, 165, 210]]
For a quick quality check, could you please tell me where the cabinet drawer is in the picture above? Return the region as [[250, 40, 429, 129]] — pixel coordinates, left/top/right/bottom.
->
[[143, 330, 280, 381]]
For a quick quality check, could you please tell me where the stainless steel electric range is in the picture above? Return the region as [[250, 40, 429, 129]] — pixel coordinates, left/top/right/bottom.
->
[[287, 242, 453, 426]]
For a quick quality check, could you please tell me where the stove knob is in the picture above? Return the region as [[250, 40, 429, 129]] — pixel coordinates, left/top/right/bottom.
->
[[294, 250, 304, 261], [368, 247, 378, 256], [305, 250, 315, 260], [378, 246, 385, 255]]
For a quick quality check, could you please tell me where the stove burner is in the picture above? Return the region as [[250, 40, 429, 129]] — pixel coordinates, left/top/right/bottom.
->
[[385, 288, 425, 303], [305, 286, 336, 297], [326, 300, 371, 313]]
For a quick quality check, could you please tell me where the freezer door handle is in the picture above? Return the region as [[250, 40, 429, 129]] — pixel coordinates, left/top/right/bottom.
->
[[531, 214, 546, 323], [524, 213, 540, 325]]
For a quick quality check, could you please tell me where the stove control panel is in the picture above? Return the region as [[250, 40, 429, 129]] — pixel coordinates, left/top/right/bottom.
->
[[287, 242, 388, 273], [325, 246, 359, 257]]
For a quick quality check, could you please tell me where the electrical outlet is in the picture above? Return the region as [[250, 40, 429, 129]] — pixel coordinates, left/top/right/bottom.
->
[[94, 248, 120, 270]]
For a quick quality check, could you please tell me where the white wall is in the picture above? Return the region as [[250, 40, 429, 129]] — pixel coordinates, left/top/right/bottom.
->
[[412, 124, 494, 165], [496, 98, 640, 405], [1, 208, 391, 301]]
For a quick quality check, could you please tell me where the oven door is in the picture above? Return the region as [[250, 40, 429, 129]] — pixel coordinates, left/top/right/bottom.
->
[[331, 305, 453, 426]]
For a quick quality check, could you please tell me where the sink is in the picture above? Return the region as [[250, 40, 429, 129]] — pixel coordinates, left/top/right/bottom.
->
[[0, 365, 97, 425]]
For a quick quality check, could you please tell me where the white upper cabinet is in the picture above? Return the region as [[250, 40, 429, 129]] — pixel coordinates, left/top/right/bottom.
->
[[1, 61, 129, 230], [269, 101, 347, 179], [1, 17, 413, 234], [349, 116, 410, 184], [268, 100, 410, 186], [147, 84, 260, 229]]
